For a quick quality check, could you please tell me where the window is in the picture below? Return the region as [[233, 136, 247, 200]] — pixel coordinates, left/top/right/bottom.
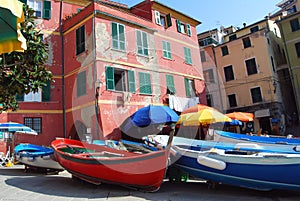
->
[[206, 94, 213, 107], [138, 72, 152, 94], [106, 66, 136, 93], [228, 94, 237, 108], [176, 19, 192, 36], [245, 58, 258, 75], [15, 81, 51, 102], [203, 69, 215, 83], [295, 42, 300, 57], [76, 25, 85, 55], [166, 74, 175, 94], [136, 30, 148, 56], [243, 37, 251, 48], [154, 11, 172, 28], [250, 26, 259, 33], [24, 90, 41, 102], [184, 78, 196, 97], [221, 46, 229, 56], [25, 0, 51, 19], [200, 51, 206, 62], [112, 22, 125, 51], [224, 65, 234, 82], [77, 71, 86, 97], [251, 87, 262, 103], [162, 41, 172, 59], [290, 18, 300, 32], [184, 47, 192, 64], [229, 34, 237, 41], [24, 117, 42, 133]]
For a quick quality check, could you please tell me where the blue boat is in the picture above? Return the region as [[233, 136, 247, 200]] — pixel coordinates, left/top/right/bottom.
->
[[214, 130, 300, 145], [146, 135, 300, 190], [145, 135, 300, 154], [14, 143, 64, 171]]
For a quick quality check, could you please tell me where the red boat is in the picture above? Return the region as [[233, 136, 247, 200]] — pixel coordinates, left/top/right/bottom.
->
[[51, 138, 169, 192]]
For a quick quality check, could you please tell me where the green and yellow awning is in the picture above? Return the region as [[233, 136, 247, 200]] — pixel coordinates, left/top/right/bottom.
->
[[0, 0, 27, 54]]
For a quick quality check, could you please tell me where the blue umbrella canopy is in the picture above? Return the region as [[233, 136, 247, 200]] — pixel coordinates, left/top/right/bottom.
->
[[0, 122, 37, 135], [129, 105, 179, 127]]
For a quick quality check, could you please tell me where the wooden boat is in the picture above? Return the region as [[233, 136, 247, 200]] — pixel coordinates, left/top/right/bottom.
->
[[51, 138, 170, 192], [145, 135, 300, 154], [213, 130, 300, 146], [14, 143, 64, 171], [170, 145, 300, 191]]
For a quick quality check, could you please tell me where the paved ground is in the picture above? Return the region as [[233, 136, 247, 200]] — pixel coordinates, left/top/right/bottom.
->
[[1, 165, 300, 201]]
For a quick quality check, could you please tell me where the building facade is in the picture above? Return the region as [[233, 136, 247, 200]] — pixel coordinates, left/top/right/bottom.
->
[[0, 0, 204, 148]]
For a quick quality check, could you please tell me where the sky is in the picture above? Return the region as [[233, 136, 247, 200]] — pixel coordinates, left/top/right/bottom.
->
[[117, 0, 282, 33]]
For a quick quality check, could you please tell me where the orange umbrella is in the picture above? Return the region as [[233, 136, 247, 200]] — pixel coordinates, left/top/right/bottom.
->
[[225, 112, 254, 122], [181, 104, 218, 114]]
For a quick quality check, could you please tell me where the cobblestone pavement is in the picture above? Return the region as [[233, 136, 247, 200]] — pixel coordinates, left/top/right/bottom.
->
[[1, 165, 300, 201]]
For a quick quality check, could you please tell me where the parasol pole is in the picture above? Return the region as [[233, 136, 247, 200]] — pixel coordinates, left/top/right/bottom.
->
[[166, 124, 175, 152]]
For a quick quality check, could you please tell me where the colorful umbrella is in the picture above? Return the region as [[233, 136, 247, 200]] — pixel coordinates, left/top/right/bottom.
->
[[181, 104, 217, 114], [177, 108, 232, 126], [0, 122, 37, 135], [225, 112, 254, 122], [0, 0, 27, 54]]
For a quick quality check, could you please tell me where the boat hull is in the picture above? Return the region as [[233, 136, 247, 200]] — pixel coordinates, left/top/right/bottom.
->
[[14, 143, 64, 171], [51, 138, 168, 191], [172, 146, 300, 191]]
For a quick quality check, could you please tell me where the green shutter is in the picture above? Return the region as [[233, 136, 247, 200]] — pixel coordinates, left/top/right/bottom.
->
[[128, 70, 136, 93], [176, 19, 181, 32], [139, 72, 152, 94], [162, 41, 167, 58], [43, 0, 51, 20], [166, 74, 175, 94], [136, 31, 143, 55], [184, 78, 191, 97], [106, 66, 115, 90], [142, 32, 148, 56], [119, 24, 125, 50], [154, 10, 160, 25], [16, 94, 24, 101], [42, 80, 51, 102], [166, 14, 172, 28], [186, 24, 192, 36], [112, 22, 118, 49]]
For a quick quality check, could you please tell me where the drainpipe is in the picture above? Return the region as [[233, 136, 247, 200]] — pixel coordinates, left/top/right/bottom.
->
[[59, 0, 66, 138], [212, 46, 225, 113]]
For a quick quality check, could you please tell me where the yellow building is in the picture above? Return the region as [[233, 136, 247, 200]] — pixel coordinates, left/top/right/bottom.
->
[[212, 19, 287, 134], [276, 0, 300, 125]]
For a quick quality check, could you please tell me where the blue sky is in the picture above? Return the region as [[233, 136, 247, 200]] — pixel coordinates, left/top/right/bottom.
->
[[118, 0, 281, 33]]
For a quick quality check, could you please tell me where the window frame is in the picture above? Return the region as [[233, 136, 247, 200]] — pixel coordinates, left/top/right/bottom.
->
[[106, 66, 136, 93], [166, 74, 175, 94], [228, 94, 237, 108], [221, 46, 229, 56], [203, 69, 215, 83], [184, 47, 192, 64], [200, 50, 206, 62], [243, 37, 251, 48], [138, 72, 152, 95], [295, 42, 300, 58], [162, 41, 172, 59], [184, 78, 196, 97], [224, 65, 235, 82], [290, 18, 300, 32], [76, 25, 85, 55], [111, 22, 126, 51], [76, 71, 86, 97], [250, 86, 263, 103], [24, 117, 42, 134], [136, 30, 149, 56], [245, 58, 258, 76]]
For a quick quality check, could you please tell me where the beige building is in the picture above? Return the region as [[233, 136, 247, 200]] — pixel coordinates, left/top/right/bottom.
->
[[200, 19, 288, 134]]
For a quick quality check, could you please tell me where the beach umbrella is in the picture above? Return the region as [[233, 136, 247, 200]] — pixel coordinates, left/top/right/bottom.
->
[[0, 122, 37, 135], [0, 0, 27, 54], [125, 105, 179, 128], [181, 104, 217, 114], [225, 112, 254, 122], [223, 119, 243, 126], [177, 108, 232, 126]]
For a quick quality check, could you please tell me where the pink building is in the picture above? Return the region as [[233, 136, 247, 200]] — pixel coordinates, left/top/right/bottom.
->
[[1, 0, 205, 150]]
